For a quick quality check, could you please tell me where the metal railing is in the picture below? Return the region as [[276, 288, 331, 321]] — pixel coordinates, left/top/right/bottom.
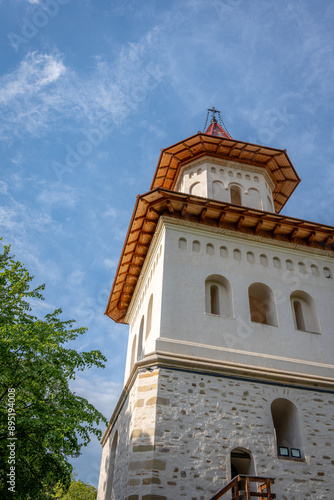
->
[[209, 475, 276, 500]]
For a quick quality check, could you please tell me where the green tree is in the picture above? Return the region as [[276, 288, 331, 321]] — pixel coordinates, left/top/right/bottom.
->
[[51, 476, 97, 499], [0, 243, 107, 499]]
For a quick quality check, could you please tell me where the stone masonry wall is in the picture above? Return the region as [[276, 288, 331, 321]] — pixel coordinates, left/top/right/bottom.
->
[[98, 367, 334, 500], [98, 369, 160, 500], [153, 368, 334, 500]]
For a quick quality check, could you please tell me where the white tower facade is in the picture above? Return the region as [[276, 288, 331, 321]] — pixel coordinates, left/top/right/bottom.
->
[[97, 113, 334, 500]]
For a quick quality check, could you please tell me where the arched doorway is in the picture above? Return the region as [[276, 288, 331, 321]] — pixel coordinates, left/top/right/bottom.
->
[[230, 448, 254, 478], [230, 448, 256, 494]]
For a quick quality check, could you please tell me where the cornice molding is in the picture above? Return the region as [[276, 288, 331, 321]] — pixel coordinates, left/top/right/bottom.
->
[[105, 188, 334, 323], [100, 351, 334, 446]]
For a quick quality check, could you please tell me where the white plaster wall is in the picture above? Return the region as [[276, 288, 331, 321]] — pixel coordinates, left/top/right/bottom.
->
[[158, 221, 334, 380], [175, 157, 275, 212], [124, 228, 166, 382]]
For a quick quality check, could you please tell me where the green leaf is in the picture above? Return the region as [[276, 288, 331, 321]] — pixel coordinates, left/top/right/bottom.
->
[[0, 242, 107, 498]]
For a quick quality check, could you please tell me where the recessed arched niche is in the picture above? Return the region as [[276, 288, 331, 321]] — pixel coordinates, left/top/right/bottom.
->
[[178, 237, 187, 250], [105, 431, 118, 499], [146, 295, 154, 339], [205, 275, 233, 318], [248, 282, 278, 326], [247, 251, 255, 264], [212, 180, 225, 200], [247, 187, 261, 209], [137, 316, 145, 360], [271, 398, 304, 460], [130, 335, 137, 369], [230, 185, 242, 206], [290, 291, 321, 334], [190, 181, 202, 196]]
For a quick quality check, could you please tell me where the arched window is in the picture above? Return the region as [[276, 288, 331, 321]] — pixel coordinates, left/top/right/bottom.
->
[[248, 283, 278, 326], [178, 237, 187, 250], [293, 301, 305, 331], [145, 295, 153, 339], [290, 291, 321, 333], [210, 285, 220, 315], [105, 431, 118, 499], [230, 185, 242, 206], [137, 316, 145, 360], [205, 275, 233, 317], [130, 335, 137, 369], [271, 399, 304, 459]]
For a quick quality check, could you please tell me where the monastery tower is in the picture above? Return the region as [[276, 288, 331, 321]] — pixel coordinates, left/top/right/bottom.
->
[[97, 108, 334, 500]]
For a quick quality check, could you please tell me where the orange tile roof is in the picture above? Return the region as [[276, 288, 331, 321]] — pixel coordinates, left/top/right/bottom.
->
[[150, 133, 300, 213], [105, 188, 334, 323]]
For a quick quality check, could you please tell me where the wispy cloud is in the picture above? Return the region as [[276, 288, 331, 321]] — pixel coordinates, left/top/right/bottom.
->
[[67, 269, 86, 290], [0, 52, 66, 104], [70, 373, 122, 419], [0, 198, 54, 235], [0, 26, 164, 141], [37, 185, 78, 207], [0, 182, 8, 195]]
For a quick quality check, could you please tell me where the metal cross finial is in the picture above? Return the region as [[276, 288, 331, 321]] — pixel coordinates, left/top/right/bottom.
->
[[208, 106, 219, 123]]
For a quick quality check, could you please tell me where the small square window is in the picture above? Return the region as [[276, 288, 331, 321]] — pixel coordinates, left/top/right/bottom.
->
[[291, 448, 301, 459], [278, 446, 289, 457]]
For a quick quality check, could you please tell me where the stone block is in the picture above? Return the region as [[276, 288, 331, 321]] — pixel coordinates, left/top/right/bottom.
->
[[133, 444, 155, 452]]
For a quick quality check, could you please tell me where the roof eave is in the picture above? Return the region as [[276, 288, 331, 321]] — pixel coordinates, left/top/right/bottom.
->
[[106, 188, 334, 324]]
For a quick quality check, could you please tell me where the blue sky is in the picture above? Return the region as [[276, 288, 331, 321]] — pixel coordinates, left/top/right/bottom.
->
[[1, 0, 334, 487]]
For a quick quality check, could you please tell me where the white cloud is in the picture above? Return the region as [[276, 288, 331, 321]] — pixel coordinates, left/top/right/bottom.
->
[[103, 258, 118, 270], [0, 200, 53, 235], [0, 181, 8, 195], [37, 186, 78, 207], [102, 207, 118, 218], [0, 27, 164, 140], [0, 52, 66, 105], [68, 270, 86, 289], [70, 373, 122, 420]]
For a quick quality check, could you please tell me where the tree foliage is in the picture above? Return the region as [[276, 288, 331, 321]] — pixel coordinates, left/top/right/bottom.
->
[[51, 476, 97, 499], [0, 243, 107, 498]]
